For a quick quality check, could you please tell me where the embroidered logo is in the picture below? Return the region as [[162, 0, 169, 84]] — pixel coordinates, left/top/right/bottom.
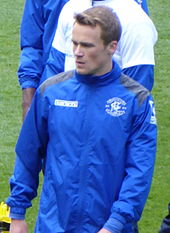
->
[[54, 99, 78, 108], [105, 97, 127, 117]]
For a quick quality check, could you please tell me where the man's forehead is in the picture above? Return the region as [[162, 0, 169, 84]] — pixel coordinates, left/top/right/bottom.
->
[[72, 23, 102, 40]]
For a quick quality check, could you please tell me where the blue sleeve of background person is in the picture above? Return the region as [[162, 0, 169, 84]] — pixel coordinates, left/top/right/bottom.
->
[[105, 95, 157, 230], [6, 89, 49, 219], [40, 47, 66, 84], [134, 0, 149, 15], [123, 65, 154, 91], [18, 0, 43, 89], [18, 0, 68, 89], [141, 0, 149, 15]]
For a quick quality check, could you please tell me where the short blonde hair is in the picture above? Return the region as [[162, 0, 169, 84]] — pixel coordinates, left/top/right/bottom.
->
[[74, 6, 122, 45]]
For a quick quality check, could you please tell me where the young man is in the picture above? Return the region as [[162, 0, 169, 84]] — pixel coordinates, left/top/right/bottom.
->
[[7, 6, 157, 233], [42, 0, 157, 91]]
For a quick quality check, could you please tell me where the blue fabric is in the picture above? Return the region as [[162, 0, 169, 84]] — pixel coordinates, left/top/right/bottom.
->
[[134, 0, 149, 15], [94, 0, 149, 14], [40, 47, 65, 84], [18, 0, 68, 89], [9, 213, 25, 220], [104, 218, 124, 233], [123, 65, 154, 91], [7, 63, 157, 232]]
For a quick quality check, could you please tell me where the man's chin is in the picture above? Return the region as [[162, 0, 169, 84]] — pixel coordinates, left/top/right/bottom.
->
[[76, 68, 88, 75]]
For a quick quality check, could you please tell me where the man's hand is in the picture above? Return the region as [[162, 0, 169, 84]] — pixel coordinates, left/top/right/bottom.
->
[[98, 228, 112, 233], [10, 219, 28, 233], [22, 88, 36, 120]]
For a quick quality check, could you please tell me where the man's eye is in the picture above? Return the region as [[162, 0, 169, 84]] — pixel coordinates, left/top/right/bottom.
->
[[72, 41, 78, 46], [82, 43, 94, 48]]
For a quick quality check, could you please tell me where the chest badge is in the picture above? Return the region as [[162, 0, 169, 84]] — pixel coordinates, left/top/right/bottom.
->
[[105, 97, 127, 117]]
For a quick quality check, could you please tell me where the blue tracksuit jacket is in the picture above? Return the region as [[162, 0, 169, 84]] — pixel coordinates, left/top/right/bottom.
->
[[18, 0, 68, 89], [7, 62, 157, 232]]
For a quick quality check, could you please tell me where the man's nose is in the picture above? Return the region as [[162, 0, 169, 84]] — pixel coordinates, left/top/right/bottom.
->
[[74, 45, 83, 56]]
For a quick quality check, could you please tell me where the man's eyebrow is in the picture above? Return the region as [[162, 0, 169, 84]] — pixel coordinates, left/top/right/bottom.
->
[[72, 39, 95, 47], [81, 42, 95, 47]]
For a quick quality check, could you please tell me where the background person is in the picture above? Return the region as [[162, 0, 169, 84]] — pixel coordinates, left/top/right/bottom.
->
[[7, 6, 157, 233], [41, 0, 157, 91], [18, 0, 69, 119]]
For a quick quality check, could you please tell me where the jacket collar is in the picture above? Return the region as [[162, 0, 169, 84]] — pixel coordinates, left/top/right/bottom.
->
[[75, 61, 121, 85]]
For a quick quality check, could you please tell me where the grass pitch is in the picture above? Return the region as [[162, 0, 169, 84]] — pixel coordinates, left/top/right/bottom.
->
[[0, 0, 170, 232]]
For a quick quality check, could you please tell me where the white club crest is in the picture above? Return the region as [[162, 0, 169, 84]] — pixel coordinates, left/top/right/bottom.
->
[[105, 97, 127, 117]]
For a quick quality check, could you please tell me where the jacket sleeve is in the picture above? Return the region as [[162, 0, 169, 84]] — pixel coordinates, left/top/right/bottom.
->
[[41, 2, 69, 82], [6, 88, 49, 219], [134, 0, 149, 15], [18, 0, 68, 89], [18, 0, 44, 89], [122, 64, 154, 91], [141, 0, 149, 14], [40, 47, 65, 84], [118, 20, 157, 91], [105, 94, 157, 231], [119, 21, 157, 69]]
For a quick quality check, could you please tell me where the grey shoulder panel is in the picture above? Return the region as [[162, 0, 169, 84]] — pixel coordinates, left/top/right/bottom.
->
[[40, 70, 74, 95], [120, 73, 150, 106]]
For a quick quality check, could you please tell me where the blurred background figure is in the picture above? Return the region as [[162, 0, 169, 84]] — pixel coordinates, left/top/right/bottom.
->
[[18, 0, 69, 119]]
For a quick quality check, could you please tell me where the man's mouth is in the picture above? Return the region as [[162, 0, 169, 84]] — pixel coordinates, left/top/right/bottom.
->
[[76, 60, 85, 65]]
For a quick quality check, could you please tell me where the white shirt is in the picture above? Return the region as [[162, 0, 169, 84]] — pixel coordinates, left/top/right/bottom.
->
[[52, 0, 158, 71]]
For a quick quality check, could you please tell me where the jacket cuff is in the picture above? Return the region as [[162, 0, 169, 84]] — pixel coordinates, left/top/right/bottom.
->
[[9, 207, 26, 220], [103, 217, 124, 233], [21, 80, 39, 89]]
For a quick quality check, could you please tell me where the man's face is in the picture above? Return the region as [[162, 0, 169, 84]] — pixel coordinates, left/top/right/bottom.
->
[[72, 23, 117, 76]]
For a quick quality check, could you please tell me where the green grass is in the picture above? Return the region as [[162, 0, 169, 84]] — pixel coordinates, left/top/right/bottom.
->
[[138, 1, 170, 232], [0, 0, 170, 232], [0, 0, 23, 199]]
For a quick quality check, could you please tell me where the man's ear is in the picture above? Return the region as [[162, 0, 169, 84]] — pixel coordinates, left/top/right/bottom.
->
[[107, 41, 118, 55]]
